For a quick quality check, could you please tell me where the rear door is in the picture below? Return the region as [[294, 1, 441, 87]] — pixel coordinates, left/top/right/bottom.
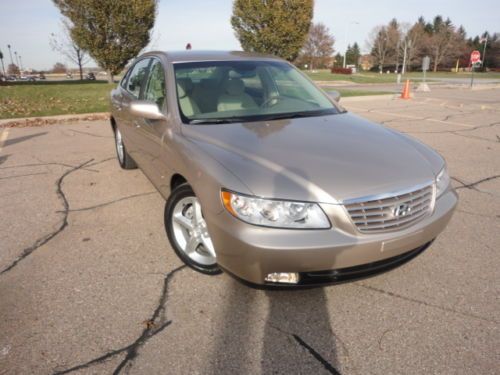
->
[[119, 58, 152, 165]]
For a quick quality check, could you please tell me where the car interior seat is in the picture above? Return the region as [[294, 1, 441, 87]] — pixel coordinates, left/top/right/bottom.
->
[[177, 78, 200, 118], [217, 78, 258, 112]]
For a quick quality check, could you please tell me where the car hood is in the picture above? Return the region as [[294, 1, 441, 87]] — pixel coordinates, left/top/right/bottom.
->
[[182, 113, 442, 203]]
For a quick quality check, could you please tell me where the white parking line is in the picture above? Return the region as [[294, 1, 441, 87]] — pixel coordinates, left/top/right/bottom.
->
[[0, 128, 9, 152], [346, 106, 476, 128]]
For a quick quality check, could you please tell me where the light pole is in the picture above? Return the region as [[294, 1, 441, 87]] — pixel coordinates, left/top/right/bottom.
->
[[19, 55, 23, 71], [343, 21, 359, 68], [7, 44, 14, 65], [14, 51, 20, 68]]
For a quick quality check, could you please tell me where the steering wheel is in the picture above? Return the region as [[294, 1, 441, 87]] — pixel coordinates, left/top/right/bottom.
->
[[260, 95, 284, 108]]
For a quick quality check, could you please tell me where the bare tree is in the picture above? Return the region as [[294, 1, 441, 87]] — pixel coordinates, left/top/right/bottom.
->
[[402, 21, 428, 72], [427, 16, 463, 72], [50, 23, 89, 80], [297, 22, 335, 70], [367, 26, 389, 73]]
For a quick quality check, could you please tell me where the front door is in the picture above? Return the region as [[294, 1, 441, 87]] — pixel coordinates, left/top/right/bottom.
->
[[134, 58, 172, 194]]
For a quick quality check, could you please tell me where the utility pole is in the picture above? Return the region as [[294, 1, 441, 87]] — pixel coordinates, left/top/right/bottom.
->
[[19, 55, 23, 71], [343, 21, 359, 68]]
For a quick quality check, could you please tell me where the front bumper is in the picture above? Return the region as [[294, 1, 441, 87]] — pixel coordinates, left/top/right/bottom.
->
[[206, 190, 458, 286]]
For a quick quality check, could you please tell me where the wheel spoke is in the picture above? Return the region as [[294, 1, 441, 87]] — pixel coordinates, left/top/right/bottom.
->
[[192, 200, 203, 225], [200, 235, 216, 258], [185, 236, 200, 255], [173, 212, 194, 231]]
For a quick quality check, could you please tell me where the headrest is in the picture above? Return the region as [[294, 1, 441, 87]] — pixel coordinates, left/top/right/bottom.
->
[[176, 78, 193, 98], [225, 78, 245, 96]]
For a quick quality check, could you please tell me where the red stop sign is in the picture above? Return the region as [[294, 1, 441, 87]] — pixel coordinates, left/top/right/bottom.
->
[[470, 50, 481, 64]]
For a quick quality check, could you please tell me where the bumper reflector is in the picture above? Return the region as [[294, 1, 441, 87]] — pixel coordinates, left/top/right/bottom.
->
[[265, 272, 300, 284]]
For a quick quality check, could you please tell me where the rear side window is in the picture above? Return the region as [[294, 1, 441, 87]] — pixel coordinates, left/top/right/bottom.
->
[[143, 60, 167, 111], [126, 58, 152, 98]]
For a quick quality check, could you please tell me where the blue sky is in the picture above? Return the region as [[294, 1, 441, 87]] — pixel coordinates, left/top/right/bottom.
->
[[1, 0, 499, 70]]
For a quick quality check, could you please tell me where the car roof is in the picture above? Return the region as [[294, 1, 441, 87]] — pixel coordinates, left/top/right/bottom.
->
[[141, 50, 283, 63]]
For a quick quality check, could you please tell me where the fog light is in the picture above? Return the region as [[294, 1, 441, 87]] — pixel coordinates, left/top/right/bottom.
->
[[265, 272, 300, 284]]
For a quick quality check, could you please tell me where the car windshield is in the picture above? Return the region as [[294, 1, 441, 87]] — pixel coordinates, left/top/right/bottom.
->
[[174, 60, 343, 124]]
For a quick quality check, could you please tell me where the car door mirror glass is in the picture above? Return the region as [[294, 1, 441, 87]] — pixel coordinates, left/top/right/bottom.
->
[[130, 100, 166, 120]]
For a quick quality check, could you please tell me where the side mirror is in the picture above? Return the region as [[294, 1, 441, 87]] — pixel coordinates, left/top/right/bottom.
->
[[328, 90, 341, 102], [130, 100, 166, 120]]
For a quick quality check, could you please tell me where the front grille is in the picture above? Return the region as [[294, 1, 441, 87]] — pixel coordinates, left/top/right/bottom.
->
[[344, 183, 435, 233]]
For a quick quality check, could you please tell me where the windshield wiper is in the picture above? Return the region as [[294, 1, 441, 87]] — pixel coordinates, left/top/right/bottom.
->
[[189, 117, 248, 124], [261, 110, 333, 121]]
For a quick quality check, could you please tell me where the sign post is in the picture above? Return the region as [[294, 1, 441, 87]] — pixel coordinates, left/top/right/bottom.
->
[[470, 50, 481, 88], [422, 56, 430, 83], [416, 56, 431, 92]]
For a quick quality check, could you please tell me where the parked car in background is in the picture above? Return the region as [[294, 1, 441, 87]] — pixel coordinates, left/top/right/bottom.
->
[[86, 72, 96, 80], [38, 73, 46, 80], [109, 51, 457, 287]]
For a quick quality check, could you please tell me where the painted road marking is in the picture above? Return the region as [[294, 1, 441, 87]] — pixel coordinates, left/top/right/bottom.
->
[[0, 128, 9, 152], [346, 106, 476, 128]]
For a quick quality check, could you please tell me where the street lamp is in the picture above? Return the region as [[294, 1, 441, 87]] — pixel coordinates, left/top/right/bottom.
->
[[343, 21, 359, 68]]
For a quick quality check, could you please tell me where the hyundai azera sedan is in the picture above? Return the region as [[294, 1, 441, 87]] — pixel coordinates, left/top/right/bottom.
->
[[110, 51, 457, 287]]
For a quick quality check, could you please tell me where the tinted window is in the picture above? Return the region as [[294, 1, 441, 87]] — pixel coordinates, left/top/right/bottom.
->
[[143, 60, 166, 110], [127, 58, 151, 98]]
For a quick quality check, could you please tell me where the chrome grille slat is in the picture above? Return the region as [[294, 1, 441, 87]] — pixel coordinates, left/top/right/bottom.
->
[[345, 191, 432, 212], [344, 184, 435, 233]]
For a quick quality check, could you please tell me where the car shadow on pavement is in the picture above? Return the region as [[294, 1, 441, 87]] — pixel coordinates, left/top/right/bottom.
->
[[207, 279, 340, 374], [261, 288, 340, 374]]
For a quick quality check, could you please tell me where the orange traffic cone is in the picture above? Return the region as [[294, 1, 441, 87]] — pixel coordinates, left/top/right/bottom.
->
[[401, 79, 411, 99]]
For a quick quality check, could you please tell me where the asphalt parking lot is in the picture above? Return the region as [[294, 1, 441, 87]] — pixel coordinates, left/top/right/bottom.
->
[[0, 87, 499, 375]]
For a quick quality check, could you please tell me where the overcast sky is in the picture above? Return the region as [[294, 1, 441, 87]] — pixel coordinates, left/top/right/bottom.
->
[[1, 0, 498, 70]]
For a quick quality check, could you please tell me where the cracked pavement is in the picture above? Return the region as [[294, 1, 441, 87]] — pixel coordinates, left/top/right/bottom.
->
[[0, 87, 499, 374]]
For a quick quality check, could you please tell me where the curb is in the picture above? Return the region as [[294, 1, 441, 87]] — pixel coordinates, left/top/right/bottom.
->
[[0, 112, 110, 128]]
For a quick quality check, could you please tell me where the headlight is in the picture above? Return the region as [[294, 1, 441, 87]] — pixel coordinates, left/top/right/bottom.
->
[[436, 166, 450, 197], [221, 190, 331, 229]]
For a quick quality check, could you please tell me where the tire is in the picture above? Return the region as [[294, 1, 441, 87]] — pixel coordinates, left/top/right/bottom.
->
[[114, 128, 137, 169], [165, 184, 221, 275]]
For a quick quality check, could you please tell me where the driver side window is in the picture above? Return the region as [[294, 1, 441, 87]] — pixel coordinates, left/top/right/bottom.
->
[[143, 60, 166, 111], [126, 58, 152, 99]]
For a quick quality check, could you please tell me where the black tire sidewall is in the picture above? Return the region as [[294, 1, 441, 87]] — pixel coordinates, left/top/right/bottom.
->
[[114, 129, 136, 170], [165, 184, 221, 275]]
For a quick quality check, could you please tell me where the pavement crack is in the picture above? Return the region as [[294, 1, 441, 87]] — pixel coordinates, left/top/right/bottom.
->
[[0, 159, 94, 276], [0, 172, 47, 180], [356, 283, 498, 324], [0, 161, 98, 173], [453, 174, 500, 190], [67, 128, 113, 138], [52, 265, 186, 375], [292, 334, 342, 375], [67, 192, 157, 212], [269, 324, 345, 375]]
